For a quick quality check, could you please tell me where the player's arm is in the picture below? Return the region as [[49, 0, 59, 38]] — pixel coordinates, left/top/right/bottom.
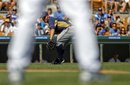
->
[[48, 17, 56, 40], [50, 28, 55, 40], [46, 17, 56, 50]]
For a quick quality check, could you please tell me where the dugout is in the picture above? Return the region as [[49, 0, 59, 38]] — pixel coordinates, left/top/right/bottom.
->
[[0, 36, 130, 63], [102, 44, 129, 62]]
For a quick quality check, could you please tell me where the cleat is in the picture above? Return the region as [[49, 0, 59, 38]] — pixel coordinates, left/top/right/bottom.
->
[[80, 70, 108, 83], [8, 68, 24, 85], [52, 58, 65, 64]]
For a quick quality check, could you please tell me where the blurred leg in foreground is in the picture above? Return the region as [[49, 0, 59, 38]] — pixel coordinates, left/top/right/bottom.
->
[[58, 0, 102, 82], [7, 0, 48, 84]]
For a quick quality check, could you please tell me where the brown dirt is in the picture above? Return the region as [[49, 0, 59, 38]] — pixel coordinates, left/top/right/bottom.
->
[[0, 69, 130, 74]]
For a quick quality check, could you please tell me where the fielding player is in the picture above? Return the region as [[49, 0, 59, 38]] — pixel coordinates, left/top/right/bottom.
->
[[46, 10, 73, 64]]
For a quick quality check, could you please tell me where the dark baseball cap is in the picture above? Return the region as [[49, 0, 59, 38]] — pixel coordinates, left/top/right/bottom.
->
[[100, 19, 104, 23], [98, 8, 102, 11], [96, 23, 102, 27]]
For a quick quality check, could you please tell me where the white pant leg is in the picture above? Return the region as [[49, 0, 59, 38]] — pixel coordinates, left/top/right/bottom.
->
[[58, 0, 101, 72], [7, 0, 48, 71]]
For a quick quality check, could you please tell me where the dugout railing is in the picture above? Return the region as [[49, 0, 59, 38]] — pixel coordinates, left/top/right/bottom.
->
[[0, 36, 130, 63]]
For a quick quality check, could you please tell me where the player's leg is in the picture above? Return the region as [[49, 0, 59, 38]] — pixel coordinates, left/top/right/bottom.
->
[[7, 0, 48, 83], [58, 0, 101, 81], [53, 26, 73, 64]]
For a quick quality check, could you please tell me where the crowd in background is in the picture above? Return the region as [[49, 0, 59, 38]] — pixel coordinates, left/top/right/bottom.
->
[[0, 0, 17, 36], [103, 0, 130, 13], [0, 0, 130, 36], [94, 7, 130, 36]]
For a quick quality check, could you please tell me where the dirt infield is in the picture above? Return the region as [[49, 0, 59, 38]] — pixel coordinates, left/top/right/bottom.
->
[[0, 69, 130, 74]]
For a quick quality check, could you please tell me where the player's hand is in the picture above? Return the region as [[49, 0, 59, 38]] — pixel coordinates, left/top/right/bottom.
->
[[46, 40, 56, 50]]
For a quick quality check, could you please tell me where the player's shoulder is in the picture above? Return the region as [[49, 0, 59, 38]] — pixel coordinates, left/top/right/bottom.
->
[[49, 16, 57, 22]]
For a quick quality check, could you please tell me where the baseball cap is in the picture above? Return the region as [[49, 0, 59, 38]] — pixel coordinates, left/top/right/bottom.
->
[[100, 19, 104, 23], [98, 8, 102, 11], [96, 23, 102, 27]]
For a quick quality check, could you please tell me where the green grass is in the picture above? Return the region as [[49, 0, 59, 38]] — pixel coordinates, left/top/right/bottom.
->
[[0, 63, 130, 85], [1, 63, 130, 70]]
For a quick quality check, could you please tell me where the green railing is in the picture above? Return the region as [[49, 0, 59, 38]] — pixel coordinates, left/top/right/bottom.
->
[[1, 36, 130, 44], [0, 36, 130, 63]]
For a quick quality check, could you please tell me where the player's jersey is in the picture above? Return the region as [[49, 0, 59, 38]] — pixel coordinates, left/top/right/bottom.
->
[[48, 16, 71, 34]]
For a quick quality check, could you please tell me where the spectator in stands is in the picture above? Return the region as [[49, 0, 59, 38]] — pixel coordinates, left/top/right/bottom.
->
[[100, 19, 107, 30], [47, 8, 54, 17], [98, 28, 107, 36], [127, 16, 130, 30], [11, 9, 17, 22], [119, 0, 128, 13], [114, 0, 120, 13], [115, 16, 124, 28], [103, 0, 129, 13], [109, 53, 121, 62], [104, 0, 119, 13], [35, 23, 44, 36], [119, 27, 128, 36], [0, 0, 9, 11], [98, 19, 111, 36], [103, 0, 112, 13], [54, 6, 65, 20], [43, 14, 49, 24], [46, 0, 57, 13], [42, 15, 50, 35], [103, 0, 108, 13], [0, 0, 16, 11], [107, 9, 115, 21], [50, 0, 57, 4], [95, 8, 107, 25], [5, 10, 12, 22], [105, 15, 113, 29], [35, 16, 51, 36], [5, 9, 17, 24], [39, 17, 46, 30], [0, 15, 4, 26], [95, 23, 103, 35], [109, 22, 120, 36], [10, 0, 16, 10], [104, 27, 111, 36], [0, 19, 11, 36], [125, 56, 130, 62], [127, 16, 130, 35], [35, 18, 45, 36], [128, 0, 130, 10], [9, 20, 17, 33], [0, 0, 2, 10], [95, 19, 111, 36]]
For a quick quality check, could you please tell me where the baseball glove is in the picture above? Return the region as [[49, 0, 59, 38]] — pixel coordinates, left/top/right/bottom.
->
[[46, 40, 56, 50]]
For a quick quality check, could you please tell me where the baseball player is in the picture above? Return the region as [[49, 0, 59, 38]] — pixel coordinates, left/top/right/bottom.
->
[[46, 10, 73, 64], [7, 0, 104, 84]]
